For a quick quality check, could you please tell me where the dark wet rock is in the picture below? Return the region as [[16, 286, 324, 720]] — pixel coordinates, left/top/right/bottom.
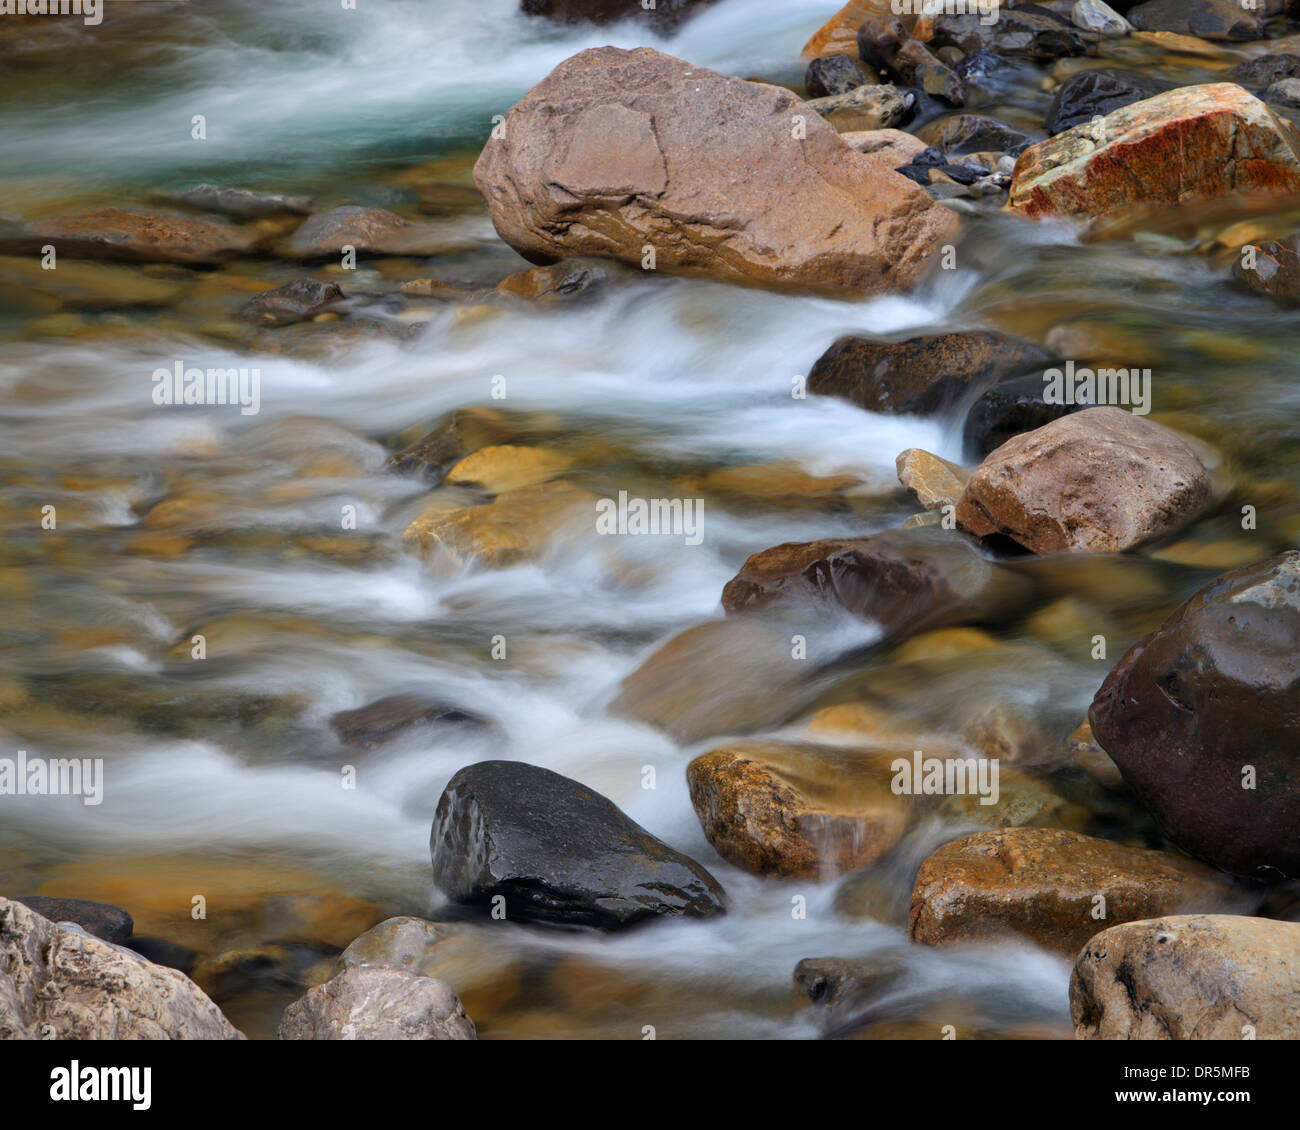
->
[[932, 7, 1090, 60], [808, 330, 1050, 415], [957, 408, 1213, 554], [1072, 915, 1300, 1039], [172, 184, 312, 219], [1046, 70, 1169, 135], [963, 372, 1085, 459], [1234, 235, 1300, 304], [805, 53, 868, 98], [720, 525, 1017, 636], [794, 952, 909, 1034], [1089, 552, 1300, 880], [14, 896, 132, 945], [520, 0, 713, 29], [126, 936, 198, 974], [908, 829, 1243, 956], [385, 406, 520, 481], [0, 898, 244, 1040], [429, 760, 726, 929], [917, 114, 1033, 156], [241, 279, 345, 327], [1127, 0, 1266, 41], [856, 14, 965, 105], [278, 965, 475, 1040], [1230, 52, 1300, 91], [895, 159, 987, 187], [329, 693, 492, 748], [954, 49, 1010, 84], [0, 208, 256, 264]]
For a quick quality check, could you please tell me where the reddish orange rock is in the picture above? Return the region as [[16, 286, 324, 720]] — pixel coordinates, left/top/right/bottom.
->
[[1008, 83, 1300, 226]]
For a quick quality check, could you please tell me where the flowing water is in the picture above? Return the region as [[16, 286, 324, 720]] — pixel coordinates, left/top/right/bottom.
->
[[3, 0, 1300, 1039]]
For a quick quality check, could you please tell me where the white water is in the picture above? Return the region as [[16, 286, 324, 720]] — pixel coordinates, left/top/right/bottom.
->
[[0, 0, 1082, 1038]]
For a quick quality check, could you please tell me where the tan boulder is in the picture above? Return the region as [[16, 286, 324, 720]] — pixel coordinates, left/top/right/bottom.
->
[[1071, 915, 1300, 1040], [1008, 84, 1300, 225], [955, 407, 1212, 554], [474, 47, 956, 294], [402, 480, 596, 569], [0, 898, 244, 1040], [686, 742, 911, 878], [839, 128, 931, 167], [896, 448, 969, 511], [908, 828, 1242, 955], [443, 445, 575, 493]]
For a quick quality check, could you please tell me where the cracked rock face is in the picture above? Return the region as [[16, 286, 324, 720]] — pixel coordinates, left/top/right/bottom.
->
[[1071, 915, 1300, 1039], [955, 407, 1212, 554], [473, 46, 957, 294], [0, 898, 244, 1040], [1009, 83, 1300, 224], [1090, 552, 1300, 878]]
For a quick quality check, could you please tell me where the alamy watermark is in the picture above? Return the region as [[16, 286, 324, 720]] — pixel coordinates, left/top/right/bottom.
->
[[892, 0, 1001, 25], [152, 359, 261, 416], [1043, 360, 1151, 416], [0, 751, 104, 806], [595, 491, 704, 546], [0, 0, 102, 25], [891, 750, 999, 806]]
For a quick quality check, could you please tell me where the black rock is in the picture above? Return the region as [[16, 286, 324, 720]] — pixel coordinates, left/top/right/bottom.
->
[[127, 936, 199, 974], [1045, 71, 1167, 135], [430, 760, 726, 930], [241, 279, 345, 327], [962, 373, 1085, 460], [895, 161, 987, 186], [15, 896, 133, 944], [805, 53, 867, 99]]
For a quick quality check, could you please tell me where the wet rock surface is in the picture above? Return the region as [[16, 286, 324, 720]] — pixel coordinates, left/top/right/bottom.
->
[[1090, 552, 1300, 879], [429, 760, 726, 929]]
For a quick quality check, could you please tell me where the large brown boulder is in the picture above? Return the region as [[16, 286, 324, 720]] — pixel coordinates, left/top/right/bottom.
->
[[807, 330, 1050, 414], [1090, 552, 1300, 879], [720, 526, 1017, 636], [473, 47, 957, 294], [1072, 915, 1300, 1039], [1008, 84, 1300, 225], [686, 742, 911, 878], [955, 408, 1212, 554], [908, 829, 1242, 956]]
